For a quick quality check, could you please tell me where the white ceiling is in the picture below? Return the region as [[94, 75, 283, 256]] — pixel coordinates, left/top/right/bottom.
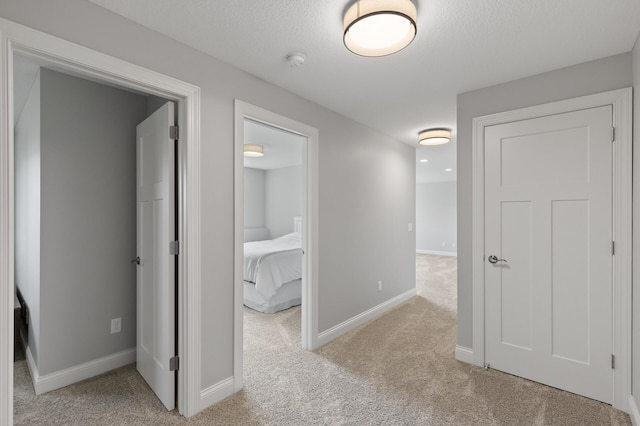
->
[[244, 119, 304, 170], [87, 0, 640, 182], [415, 140, 456, 184]]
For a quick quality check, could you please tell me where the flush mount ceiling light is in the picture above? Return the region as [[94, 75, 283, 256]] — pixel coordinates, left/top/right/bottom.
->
[[243, 144, 264, 157], [343, 0, 417, 57], [418, 129, 451, 146]]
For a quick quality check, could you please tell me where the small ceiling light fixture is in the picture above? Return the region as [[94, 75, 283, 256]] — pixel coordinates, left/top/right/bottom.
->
[[418, 128, 451, 146], [445, 168, 453, 172], [419, 158, 428, 163], [343, 0, 417, 57], [243, 144, 264, 157]]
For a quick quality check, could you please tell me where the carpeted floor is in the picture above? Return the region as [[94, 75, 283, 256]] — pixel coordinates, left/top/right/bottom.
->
[[13, 254, 630, 425]]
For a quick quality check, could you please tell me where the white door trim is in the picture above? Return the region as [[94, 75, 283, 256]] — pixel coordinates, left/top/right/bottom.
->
[[0, 18, 203, 422], [471, 88, 632, 411], [233, 100, 319, 391]]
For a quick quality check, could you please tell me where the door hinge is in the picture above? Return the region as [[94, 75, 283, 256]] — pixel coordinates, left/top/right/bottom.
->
[[170, 125, 179, 140], [612, 241, 615, 256], [170, 240, 180, 255], [611, 127, 615, 142], [169, 356, 179, 371], [611, 354, 615, 369]]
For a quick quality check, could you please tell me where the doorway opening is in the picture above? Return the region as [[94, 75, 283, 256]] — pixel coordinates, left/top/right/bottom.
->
[[242, 118, 306, 315], [233, 101, 319, 391], [1, 21, 202, 424], [241, 118, 306, 388], [12, 52, 179, 419]]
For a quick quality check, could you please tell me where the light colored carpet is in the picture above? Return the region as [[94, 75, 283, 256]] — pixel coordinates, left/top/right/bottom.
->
[[13, 254, 630, 425]]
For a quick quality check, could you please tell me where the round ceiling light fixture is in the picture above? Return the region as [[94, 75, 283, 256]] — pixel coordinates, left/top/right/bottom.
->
[[418, 129, 451, 146], [343, 0, 417, 57], [243, 144, 265, 157]]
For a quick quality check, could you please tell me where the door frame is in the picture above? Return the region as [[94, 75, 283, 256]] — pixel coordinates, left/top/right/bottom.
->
[[471, 88, 632, 411], [0, 18, 203, 422], [233, 100, 319, 391]]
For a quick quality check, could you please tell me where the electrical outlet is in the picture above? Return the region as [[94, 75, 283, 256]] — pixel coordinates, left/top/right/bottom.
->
[[408, 223, 413, 232], [442, 241, 446, 247], [111, 317, 122, 334], [378, 281, 382, 292]]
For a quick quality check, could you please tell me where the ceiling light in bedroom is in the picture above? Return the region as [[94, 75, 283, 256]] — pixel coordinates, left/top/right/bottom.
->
[[243, 144, 264, 157], [418, 129, 451, 146], [419, 158, 428, 163], [343, 0, 417, 57]]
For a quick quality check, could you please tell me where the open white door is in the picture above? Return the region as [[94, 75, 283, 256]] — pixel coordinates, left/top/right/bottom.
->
[[135, 102, 176, 410]]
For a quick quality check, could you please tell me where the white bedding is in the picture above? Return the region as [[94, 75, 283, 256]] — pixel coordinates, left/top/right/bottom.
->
[[243, 233, 302, 300]]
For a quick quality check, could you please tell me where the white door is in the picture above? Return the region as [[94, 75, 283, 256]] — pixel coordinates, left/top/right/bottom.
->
[[136, 102, 176, 410], [484, 105, 613, 403]]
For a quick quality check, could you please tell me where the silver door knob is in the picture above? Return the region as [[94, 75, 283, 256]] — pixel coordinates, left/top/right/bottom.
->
[[488, 255, 507, 264], [131, 256, 140, 265]]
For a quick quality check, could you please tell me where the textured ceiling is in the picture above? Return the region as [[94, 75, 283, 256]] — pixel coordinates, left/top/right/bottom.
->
[[244, 119, 304, 170], [87, 0, 640, 182]]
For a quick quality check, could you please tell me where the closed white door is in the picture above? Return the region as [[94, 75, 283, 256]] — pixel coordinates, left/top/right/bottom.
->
[[484, 105, 613, 403], [136, 102, 176, 410]]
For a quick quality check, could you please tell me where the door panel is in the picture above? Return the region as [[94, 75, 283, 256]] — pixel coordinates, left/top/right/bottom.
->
[[485, 105, 612, 403], [136, 102, 176, 410], [551, 199, 589, 363], [499, 201, 533, 350]]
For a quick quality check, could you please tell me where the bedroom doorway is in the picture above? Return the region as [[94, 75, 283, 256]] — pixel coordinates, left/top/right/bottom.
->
[[242, 119, 305, 314], [233, 101, 319, 391]]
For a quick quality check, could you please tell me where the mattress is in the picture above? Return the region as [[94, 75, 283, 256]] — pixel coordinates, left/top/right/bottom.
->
[[243, 232, 302, 300], [243, 279, 301, 314]]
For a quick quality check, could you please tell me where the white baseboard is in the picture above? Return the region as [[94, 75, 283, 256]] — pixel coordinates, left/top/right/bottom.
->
[[26, 346, 135, 395], [416, 249, 457, 257], [629, 396, 640, 425], [317, 289, 416, 348], [454, 345, 474, 364], [200, 377, 234, 411]]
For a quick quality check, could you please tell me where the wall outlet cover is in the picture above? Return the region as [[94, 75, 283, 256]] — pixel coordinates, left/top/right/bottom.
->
[[111, 317, 122, 334]]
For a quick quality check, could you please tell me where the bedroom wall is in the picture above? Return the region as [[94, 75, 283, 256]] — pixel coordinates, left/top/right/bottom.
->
[[0, 0, 416, 398], [14, 70, 41, 365], [416, 182, 456, 255], [37, 68, 148, 375], [265, 165, 302, 238], [631, 31, 640, 411], [456, 52, 633, 349], [244, 167, 266, 228]]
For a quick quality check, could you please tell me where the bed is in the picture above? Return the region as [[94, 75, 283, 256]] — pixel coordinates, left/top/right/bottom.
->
[[243, 218, 303, 313]]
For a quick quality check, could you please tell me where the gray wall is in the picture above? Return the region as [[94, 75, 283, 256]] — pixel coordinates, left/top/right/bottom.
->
[[456, 53, 633, 348], [266, 165, 302, 238], [14, 70, 41, 364], [632, 33, 640, 410], [0, 0, 416, 392], [416, 182, 456, 254], [244, 167, 266, 228], [20, 68, 149, 376]]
